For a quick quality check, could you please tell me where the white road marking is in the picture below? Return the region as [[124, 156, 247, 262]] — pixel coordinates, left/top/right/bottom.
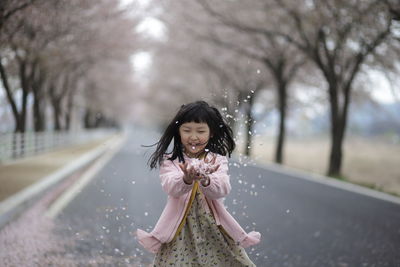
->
[[44, 134, 127, 219]]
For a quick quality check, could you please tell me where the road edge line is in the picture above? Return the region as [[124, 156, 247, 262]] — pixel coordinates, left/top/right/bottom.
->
[[44, 133, 126, 219], [232, 155, 400, 206]]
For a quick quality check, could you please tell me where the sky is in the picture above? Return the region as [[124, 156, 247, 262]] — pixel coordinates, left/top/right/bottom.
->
[[368, 70, 399, 104]]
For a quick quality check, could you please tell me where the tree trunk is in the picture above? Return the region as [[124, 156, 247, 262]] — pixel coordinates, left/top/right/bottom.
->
[[263, 57, 299, 165], [32, 73, 46, 132], [328, 126, 344, 176], [18, 60, 31, 134], [326, 82, 352, 177], [49, 73, 73, 131], [0, 58, 23, 132], [84, 109, 94, 128], [49, 85, 63, 131], [275, 81, 287, 164], [33, 93, 45, 132], [52, 99, 62, 131], [65, 87, 75, 131], [229, 91, 244, 137], [244, 94, 255, 156], [94, 112, 103, 128]]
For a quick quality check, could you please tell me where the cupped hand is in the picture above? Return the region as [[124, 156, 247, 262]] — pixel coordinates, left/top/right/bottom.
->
[[203, 155, 220, 174], [178, 162, 201, 184], [179, 155, 220, 185]]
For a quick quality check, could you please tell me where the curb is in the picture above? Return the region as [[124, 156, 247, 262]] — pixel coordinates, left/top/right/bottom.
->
[[0, 132, 127, 230], [231, 155, 400, 206], [45, 134, 125, 218]]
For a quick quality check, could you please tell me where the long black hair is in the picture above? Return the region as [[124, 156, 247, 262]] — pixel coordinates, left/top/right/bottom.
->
[[148, 101, 235, 169]]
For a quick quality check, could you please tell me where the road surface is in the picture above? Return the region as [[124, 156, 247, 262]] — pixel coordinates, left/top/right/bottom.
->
[[55, 128, 400, 266]]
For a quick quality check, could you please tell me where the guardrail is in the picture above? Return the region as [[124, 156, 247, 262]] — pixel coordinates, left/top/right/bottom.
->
[[0, 129, 118, 163]]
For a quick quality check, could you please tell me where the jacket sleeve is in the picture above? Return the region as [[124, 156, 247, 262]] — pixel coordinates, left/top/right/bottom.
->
[[199, 155, 231, 199], [159, 157, 193, 198]]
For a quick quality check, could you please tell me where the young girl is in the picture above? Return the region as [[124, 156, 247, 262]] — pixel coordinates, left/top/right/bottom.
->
[[135, 101, 261, 266]]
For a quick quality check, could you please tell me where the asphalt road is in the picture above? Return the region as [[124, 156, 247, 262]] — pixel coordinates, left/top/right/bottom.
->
[[56, 128, 400, 267]]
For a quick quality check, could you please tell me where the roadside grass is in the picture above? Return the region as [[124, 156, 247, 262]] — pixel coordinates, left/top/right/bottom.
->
[[235, 134, 400, 198]]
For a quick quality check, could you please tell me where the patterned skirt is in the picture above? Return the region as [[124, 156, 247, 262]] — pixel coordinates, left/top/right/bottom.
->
[[153, 189, 256, 266]]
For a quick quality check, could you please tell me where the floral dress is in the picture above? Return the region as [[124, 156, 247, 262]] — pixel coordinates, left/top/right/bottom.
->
[[152, 181, 256, 267]]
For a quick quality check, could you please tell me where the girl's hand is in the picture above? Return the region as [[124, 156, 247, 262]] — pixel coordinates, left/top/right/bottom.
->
[[204, 155, 220, 174], [179, 162, 200, 184], [198, 155, 220, 187]]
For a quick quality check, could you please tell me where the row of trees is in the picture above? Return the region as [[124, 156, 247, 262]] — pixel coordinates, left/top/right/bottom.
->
[[144, 0, 400, 177], [0, 0, 140, 133]]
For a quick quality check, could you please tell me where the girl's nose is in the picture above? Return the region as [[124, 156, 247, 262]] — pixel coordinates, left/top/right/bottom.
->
[[189, 135, 199, 140]]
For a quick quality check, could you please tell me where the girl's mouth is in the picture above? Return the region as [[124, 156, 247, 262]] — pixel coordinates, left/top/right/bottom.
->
[[189, 143, 200, 146], [188, 142, 207, 151], [187, 140, 208, 148], [188, 143, 200, 149]]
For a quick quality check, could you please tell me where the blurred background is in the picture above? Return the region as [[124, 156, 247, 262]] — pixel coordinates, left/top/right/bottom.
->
[[1, 0, 399, 196], [1, 0, 400, 266]]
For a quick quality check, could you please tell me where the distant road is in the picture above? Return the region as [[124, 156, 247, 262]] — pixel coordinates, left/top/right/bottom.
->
[[55, 128, 400, 266]]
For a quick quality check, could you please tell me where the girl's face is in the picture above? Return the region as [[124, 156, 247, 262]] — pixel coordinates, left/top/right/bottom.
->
[[179, 121, 211, 157]]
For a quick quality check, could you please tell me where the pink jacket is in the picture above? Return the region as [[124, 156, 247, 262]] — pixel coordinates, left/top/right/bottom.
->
[[135, 152, 261, 253]]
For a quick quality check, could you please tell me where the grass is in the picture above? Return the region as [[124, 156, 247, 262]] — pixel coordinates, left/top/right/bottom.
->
[[235, 134, 400, 198]]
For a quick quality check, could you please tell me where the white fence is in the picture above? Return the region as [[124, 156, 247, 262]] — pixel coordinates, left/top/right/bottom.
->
[[0, 129, 118, 163]]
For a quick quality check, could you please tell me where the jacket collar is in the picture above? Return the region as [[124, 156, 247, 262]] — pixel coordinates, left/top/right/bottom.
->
[[183, 150, 212, 161]]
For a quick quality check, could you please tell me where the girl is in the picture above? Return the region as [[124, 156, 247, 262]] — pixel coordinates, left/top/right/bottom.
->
[[135, 101, 261, 266]]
